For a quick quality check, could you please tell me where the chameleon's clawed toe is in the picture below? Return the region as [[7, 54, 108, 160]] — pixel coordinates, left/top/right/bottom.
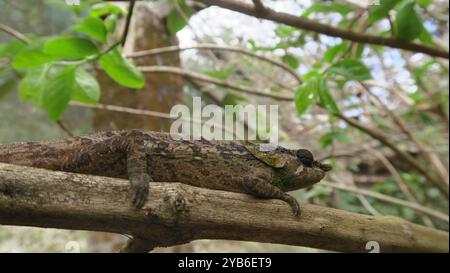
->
[[130, 179, 149, 209], [282, 194, 301, 217]]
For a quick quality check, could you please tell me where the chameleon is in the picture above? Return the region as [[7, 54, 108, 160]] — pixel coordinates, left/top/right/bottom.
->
[[0, 130, 331, 216]]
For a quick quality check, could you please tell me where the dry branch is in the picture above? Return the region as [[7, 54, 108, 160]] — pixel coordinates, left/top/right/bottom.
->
[[138, 66, 294, 100], [0, 163, 448, 253], [195, 0, 449, 59], [335, 113, 449, 198], [127, 44, 302, 84]]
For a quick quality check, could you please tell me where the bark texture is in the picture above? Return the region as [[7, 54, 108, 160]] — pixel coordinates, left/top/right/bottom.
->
[[0, 163, 447, 253]]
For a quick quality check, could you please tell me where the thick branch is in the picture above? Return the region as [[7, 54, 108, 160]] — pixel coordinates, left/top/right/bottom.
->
[[196, 0, 449, 59], [0, 163, 448, 253]]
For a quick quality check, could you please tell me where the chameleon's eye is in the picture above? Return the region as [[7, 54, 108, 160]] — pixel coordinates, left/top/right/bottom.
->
[[296, 149, 314, 167]]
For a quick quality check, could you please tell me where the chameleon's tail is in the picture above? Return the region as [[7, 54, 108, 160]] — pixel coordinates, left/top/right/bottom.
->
[[0, 138, 80, 171]]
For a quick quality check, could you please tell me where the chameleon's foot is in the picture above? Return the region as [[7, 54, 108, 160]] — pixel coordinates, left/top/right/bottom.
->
[[281, 194, 301, 217], [129, 174, 150, 209], [242, 178, 301, 217]]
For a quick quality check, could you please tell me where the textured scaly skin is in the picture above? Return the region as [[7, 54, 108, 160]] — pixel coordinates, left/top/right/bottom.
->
[[0, 130, 331, 216]]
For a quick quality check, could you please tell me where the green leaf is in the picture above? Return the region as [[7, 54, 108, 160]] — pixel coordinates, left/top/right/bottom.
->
[[415, 0, 432, 8], [0, 39, 27, 58], [371, 115, 390, 130], [327, 59, 372, 81], [302, 70, 322, 81], [104, 13, 118, 33], [294, 78, 318, 115], [317, 77, 339, 113], [418, 28, 433, 45], [43, 66, 77, 120], [72, 17, 107, 43], [221, 93, 247, 106], [12, 39, 57, 69], [302, 3, 352, 17], [166, 0, 192, 34], [98, 48, 145, 88], [88, 2, 124, 18], [44, 37, 99, 60], [71, 67, 100, 104], [319, 131, 350, 148], [413, 59, 435, 79], [395, 1, 424, 41], [368, 0, 403, 25], [19, 64, 50, 106], [205, 65, 236, 80], [275, 26, 296, 38], [324, 43, 347, 63], [0, 79, 16, 99], [282, 54, 300, 69], [247, 39, 277, 52], [319, 132, 333, 147]]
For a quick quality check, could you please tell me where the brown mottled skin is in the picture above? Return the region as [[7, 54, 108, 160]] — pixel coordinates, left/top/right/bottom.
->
[[0, 130, 331, 216]]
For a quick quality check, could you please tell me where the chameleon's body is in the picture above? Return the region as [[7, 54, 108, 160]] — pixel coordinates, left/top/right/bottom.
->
[[0, 130, 331, 216]]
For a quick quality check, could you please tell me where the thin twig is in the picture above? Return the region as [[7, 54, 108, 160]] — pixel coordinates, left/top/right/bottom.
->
[[356, 194, 382, 216], [127, 43, 302, 84], [320, 181, 449, 223], [360, 83, 449, 188], [121, 0, 136, 46], [0, 23, 30, 43], [364, 145, 435, 228], [334, 112, 449, 198], [68, 102, 237, 137], [56, 120, 75, 137], [138, 65, 294, 100]]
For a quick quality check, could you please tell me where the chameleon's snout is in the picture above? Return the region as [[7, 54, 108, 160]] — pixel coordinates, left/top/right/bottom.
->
[[317, 162, 332, 172]]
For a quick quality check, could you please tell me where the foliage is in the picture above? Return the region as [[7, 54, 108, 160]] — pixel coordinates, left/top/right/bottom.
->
[[0, 2, 143, 120]]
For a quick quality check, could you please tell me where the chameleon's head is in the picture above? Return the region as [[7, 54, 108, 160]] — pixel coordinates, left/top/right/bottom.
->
[[244, 143, 331, 192], [275, 148, 332, 192]]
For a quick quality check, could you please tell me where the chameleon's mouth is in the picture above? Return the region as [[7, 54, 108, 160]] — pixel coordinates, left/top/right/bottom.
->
[[318, 162, 332, 172], [312, 161, 332, 172]]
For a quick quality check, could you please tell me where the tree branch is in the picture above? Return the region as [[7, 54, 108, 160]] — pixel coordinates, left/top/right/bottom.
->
[[127, 44, 302, 84], [0, 23, 29, 43], [195, 0, 449, 59], [334, 112, 449, 198], [121, 0, 136, 46], [252, 0, 267, 15], [0, 163, 447, 253], [360, 83, 449, 188], [320, 181, 448, 223], [138, 65, 294, 100], [363, 145, 434, 227], [69, 102, 237, 137]]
